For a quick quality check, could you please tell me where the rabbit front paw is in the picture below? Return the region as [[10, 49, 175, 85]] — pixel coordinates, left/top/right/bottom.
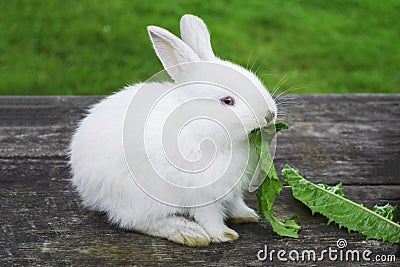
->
[[227, 208, 259, 224], [166, 219, 211, 247], [226, 199, 259, 224], [145, 216, 211, 247], [192, 204, 240, 243], [205, 226, 239, 243]]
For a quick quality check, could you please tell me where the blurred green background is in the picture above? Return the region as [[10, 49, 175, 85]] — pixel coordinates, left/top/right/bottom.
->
[[1, 0, 399, 95]]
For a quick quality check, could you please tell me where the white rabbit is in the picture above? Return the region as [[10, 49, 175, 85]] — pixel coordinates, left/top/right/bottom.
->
[[69, 14, 277, 246]]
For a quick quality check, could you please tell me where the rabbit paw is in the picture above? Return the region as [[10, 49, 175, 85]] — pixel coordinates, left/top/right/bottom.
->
[[226, 199, 259, 224], [208, 227, 239, 243], [145, 216, 211, 247], [167, 220, 211, 247], [227, 207, 259, 224], [168, 222, 211, 247]]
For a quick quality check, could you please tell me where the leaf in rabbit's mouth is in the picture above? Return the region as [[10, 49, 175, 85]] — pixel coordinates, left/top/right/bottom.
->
[[251, 122, 300, 238]]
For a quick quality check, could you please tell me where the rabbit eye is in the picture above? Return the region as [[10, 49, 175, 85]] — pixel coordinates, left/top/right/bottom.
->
[[220, 96, 235, 106]]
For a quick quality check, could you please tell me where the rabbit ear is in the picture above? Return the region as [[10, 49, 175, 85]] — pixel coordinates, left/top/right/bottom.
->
[[180, 15, 215, 61], [148, 25, 200, 81]]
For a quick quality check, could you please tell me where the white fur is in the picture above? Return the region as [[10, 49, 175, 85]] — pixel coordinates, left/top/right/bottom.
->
[[69, 14, 277, 246]]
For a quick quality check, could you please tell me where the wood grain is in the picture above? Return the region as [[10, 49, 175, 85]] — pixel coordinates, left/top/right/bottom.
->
[[0, 95, 399, 266]]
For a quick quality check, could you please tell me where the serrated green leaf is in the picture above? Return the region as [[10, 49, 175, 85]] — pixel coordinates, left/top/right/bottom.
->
[[252, 122, 300, 238], [282, 165, 400, 244], [257, 171, 283, 212], [253, 123, 286, 210]]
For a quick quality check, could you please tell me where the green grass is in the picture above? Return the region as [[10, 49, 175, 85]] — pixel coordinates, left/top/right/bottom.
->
[[1, 0, 399, 95]]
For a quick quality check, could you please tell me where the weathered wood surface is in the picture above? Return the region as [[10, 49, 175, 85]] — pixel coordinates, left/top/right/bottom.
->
[[0, 95, 399, 266]]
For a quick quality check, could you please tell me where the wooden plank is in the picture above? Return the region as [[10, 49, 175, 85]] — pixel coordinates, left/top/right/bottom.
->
[[0, 155, 398, 188], [280, 94, 400, 123], [0, 179, 398, 266], [0, 95, 399, 127], [0, 96, 100, 127]]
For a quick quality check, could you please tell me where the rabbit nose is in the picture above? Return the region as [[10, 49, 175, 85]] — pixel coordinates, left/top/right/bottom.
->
[[265, 111, 275, 123]]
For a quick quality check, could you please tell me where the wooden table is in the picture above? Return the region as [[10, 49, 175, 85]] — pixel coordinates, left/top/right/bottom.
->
[[1, 95, 399, 266]]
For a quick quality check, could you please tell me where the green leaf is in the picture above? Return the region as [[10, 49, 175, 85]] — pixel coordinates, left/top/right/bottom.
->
[[274, 122, 289, 133], [282, 165, 400, 244], [252, 123, 288, 209], [255, 129, 282, 212], [263, 211, 300, 238], [256, 122, 289, 146], [283, 216, 300, 228], [257, 164, 282, 211], [252, 122, 300, 238]]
